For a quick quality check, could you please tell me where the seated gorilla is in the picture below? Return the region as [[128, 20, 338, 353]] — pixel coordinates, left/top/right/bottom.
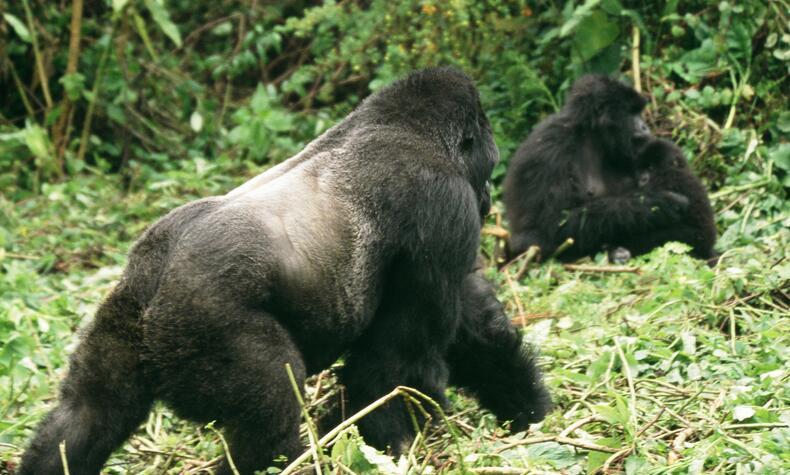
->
[[503, 75, 693, 263], [616, 138, 717, 260], [19, 67, 550, 475]]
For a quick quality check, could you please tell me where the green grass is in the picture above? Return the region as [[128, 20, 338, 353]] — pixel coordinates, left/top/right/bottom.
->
[[0, 165, 787, 474]]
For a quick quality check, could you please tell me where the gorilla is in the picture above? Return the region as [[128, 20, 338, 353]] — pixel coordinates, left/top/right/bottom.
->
[[624, 138, 717, 260], [19, 67, 550, 475], [503, 75, 709, 263]]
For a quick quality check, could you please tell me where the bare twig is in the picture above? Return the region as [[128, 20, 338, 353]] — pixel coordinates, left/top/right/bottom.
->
[[59, 441, 72, 475], [552, 238, 574, 259], [21, 0, 53, 109], [285, 363, 324, 475], [631, 25, 641, 92], [495, 435, 620, 454], [562, 264, 640, 274], [515, 245, 540, 281], [601, 447, 632, 474], [53, 0, 84, 166], [77, 24, 116, 162], [559, 415, 606, 437], [471, 468, 527, 474]]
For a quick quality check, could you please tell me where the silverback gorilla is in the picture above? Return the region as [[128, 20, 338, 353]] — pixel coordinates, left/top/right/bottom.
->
[[20, 68, 550, 475], [503, 75, 715, 263]]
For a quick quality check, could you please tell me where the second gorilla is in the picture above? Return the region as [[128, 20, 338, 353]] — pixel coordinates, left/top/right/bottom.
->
[[20, 67, 551, 475]]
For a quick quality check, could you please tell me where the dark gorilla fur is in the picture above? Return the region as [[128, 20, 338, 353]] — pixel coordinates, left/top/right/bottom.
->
[[623, 138, 717, 259], [448, 267, 551, 431], [19, 67, 550, 475], [503, 75, 695, 262]]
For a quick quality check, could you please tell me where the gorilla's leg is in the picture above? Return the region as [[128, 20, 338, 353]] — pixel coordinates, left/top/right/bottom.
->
[[447, 273, 551, 431], [144, 305, 305, 475], [340, 285, 458, 453], [19, 286, 153, 475]]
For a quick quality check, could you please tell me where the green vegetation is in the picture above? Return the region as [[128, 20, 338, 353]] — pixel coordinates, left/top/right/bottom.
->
[[1, 1, 788, 473]]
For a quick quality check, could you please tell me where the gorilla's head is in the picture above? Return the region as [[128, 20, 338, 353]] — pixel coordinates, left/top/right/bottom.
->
[[564, 75, 651, 162], [360, 67, 499, 218]]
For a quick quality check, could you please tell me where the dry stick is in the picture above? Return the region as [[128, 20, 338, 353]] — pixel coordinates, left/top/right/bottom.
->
[[722, 422, 789, 430], [285, 363, 324, 475], [514, 245, 540, 281], [552, 238, 574, 260], [495, 435, 620, 454], [614, 338, 638, 435], [562, 264, 639, 274], [471, 468, 526, 475], [281, 386, 465, 475], [559, 415, 606, 438], [481, 225, 509, 239], [59, 441, 72, 475], [77, 24, 115, 162], [21, 0, 53, 109], [53, 0, 84, 167], [635, 406, 666, 438], [280, 387, 402, 475], [503, 271, 525, 318], [600, 447, 632, 474], [631, 25, 641, 92], [206, 423, 240, 475]]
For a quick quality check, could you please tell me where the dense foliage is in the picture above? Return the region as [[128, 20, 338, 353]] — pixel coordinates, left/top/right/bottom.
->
[[1, 1, 788, 474]]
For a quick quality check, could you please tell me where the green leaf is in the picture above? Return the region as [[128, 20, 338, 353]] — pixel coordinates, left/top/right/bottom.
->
[[24, 122, 53, 161], [3, 13, 31, 43], [60, 73, 86, 101], [143, 0, 182, 47], [777, 111, 790, 133], [112, 0, 130, 13], [560, 0, 603, 37], [572, 11, 620, 62]]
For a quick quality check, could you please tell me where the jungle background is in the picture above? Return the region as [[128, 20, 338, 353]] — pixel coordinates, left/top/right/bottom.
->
[[0, 0, 788, 474]]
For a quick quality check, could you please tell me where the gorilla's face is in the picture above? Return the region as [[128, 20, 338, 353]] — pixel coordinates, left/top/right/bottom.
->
[[464, 99, 499, 219]]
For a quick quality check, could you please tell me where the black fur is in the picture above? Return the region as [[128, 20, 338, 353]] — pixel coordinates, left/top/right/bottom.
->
[[19, 67, 549, 475], [619, 138, 717, 259], [448, 270, 551, 431], [503, 75, 693, 262]]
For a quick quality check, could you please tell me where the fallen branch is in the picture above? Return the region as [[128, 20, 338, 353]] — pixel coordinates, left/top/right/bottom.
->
[[472, 468, 527, 474], [563, 264, 640, 274], [482, 225, 509, 239], [495, 435, 620, 454]]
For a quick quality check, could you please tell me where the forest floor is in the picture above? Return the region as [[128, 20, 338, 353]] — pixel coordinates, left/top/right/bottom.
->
[[0, 169, 788, 474]]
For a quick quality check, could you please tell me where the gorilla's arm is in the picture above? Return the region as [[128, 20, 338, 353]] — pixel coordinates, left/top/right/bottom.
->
[[339, 173, 482, 453], [551, 189, 689, 260], [447, 272, 551, 431]]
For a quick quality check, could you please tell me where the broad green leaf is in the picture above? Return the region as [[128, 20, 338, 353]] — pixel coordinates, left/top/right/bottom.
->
[[143, 0, 182, 47], [572, 11, 620, 62], [112, 0, 130, 13], [24, 122, 53, 161], [3, 13, 31, 42]]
